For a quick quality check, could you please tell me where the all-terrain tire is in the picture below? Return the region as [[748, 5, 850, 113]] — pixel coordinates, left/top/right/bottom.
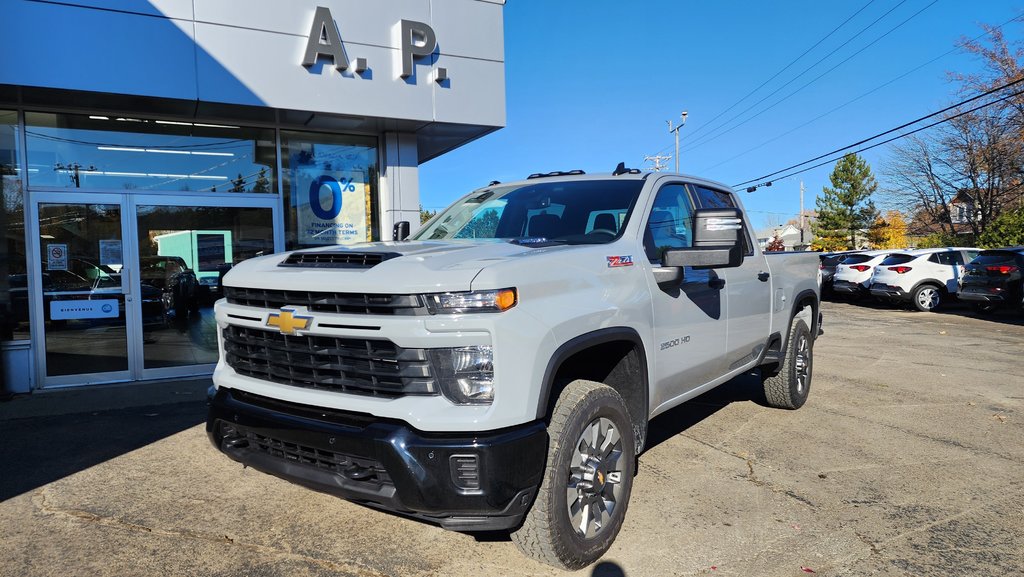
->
[[511, 380, 636, 570], [912, 284, 943, 312], [762, 318, 813, 409]]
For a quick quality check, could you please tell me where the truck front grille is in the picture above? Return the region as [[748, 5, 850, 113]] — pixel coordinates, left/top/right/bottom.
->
[[224, 286, 426, 315], [222, 325, 435, 397]]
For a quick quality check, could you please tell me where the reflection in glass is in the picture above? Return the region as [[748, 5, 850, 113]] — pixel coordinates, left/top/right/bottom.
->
[[25, 112, 276, 193], [136, 205, 273, 369], [281, 131, 378, 249], [38, 203, 129, 376], [1, 110, 27, 342]]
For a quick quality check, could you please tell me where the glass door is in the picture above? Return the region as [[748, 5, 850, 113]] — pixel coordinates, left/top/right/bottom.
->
[[129, 195, 277, 380], [30, 192, 134, 386]]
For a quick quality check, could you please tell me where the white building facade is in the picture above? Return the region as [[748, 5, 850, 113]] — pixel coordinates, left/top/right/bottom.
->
[[0, 0, 506, 392]]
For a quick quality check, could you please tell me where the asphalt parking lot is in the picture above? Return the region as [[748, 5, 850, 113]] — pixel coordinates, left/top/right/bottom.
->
[[1, 300, 1021, 577]]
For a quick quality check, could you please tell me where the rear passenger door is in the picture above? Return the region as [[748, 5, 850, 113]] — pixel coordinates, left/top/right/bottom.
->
[[690, 184, 773, 371]]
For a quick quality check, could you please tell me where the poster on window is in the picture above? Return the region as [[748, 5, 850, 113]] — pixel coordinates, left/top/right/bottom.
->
[[294, 168, 368, 246]]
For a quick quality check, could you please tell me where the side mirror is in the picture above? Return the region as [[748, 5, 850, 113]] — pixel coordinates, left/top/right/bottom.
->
[[662, 208, 745, 270], [392, 221, 410, 241]]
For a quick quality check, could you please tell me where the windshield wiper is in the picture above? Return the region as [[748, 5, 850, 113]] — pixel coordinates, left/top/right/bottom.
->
[[509, 237, 569, 247]]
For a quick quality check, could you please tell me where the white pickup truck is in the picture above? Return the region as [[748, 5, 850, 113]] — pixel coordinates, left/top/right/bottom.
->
[[207, 167, 822, 569]]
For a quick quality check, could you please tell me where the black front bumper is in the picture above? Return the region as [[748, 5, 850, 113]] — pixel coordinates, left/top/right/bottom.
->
[[207, 387, 547, 531]]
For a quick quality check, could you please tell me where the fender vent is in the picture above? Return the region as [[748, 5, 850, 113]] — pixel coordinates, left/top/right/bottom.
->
[[280, 252, 400, 268]]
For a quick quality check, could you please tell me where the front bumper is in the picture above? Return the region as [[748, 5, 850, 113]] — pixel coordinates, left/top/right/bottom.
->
[[207, 386, 547, 531]]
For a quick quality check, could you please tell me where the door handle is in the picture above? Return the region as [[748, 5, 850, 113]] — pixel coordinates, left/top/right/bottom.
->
[[708, 277, 726, 290], [758, 271, 770, 282]]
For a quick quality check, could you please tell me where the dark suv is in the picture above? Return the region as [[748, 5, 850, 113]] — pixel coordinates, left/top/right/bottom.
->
[[819, 250, 862, 296], [139, 256, 200, 317], [958, 248, 1024, 313]]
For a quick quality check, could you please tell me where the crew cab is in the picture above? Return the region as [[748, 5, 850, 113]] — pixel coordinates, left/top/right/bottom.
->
[[206, 167, 821, 569]]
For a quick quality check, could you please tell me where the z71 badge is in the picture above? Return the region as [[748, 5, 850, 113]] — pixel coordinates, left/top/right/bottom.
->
[[606, 255, 634, 267]]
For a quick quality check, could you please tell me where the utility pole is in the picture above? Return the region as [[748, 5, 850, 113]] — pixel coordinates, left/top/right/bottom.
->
[[643, 154, 671, 172], [799, 180, 805, 244], [666, 110, 688, 173]]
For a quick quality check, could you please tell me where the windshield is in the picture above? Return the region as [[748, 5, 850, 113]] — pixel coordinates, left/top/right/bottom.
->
[[413, 179, 645, 244]]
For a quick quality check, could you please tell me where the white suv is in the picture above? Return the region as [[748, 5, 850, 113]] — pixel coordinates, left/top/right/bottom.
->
[[831, 250, 894, 298], [869, 247, 980, 311]]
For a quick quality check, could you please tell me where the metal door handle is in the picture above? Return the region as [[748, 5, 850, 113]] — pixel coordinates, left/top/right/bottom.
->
[[758, 271, 770, 282], [709, 278, 726, 289]]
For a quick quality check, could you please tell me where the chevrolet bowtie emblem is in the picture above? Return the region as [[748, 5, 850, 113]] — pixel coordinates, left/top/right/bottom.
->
[[267, 308, 313, 335]]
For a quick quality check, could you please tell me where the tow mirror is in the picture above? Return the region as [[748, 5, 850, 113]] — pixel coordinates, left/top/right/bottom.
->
[[392, 221, 410, 241], [662, 208, 745, 270]]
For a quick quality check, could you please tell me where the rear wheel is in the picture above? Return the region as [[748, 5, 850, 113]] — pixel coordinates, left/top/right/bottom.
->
[[762, 318, 813, 409], [511, 380, 635, 570], [912, 284, 942, 312]]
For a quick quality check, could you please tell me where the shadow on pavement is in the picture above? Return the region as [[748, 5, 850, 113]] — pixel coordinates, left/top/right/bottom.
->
[[643, 369, 768, 454], [823, 294, 1024, 326], [0, 400, 206, 501]]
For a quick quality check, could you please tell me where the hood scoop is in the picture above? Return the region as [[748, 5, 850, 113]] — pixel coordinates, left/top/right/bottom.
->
[[279, 251, 401, 269]]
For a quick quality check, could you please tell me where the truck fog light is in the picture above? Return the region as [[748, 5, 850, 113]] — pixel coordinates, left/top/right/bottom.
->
[[428, 346, 494, 405]]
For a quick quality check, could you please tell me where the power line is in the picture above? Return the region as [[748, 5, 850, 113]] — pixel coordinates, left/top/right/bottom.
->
[[697, 13, 1023, 173], [733, 85, 1024, 189], [685, 0, 937, 153], [733, 75, 1024, 188], [685, 0, 877, 142]]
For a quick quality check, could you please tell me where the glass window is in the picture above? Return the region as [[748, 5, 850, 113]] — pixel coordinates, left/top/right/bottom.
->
[[1, 110, 27, 342], [880, 254, 914, 266], [413, 180, 644, 243], [25, 112, 276, 192], [136, 205, 274, 369], [690, 184, 754, 255], [644, 184, 694, 263], [281, 131, 379, 249]]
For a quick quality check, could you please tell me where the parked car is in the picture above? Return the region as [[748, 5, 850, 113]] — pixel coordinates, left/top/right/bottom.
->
[[957, 247, 1024, 313], [868, 247, 980, 312], [139, 256, 200, 317], [819, 250, 863, 296], [831, 250, 894, 298]]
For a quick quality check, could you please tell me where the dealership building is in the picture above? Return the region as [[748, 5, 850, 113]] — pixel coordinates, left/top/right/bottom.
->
[[0, 0, 506, 392]]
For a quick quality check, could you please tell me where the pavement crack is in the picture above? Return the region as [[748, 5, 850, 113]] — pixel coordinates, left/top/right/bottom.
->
[[31, 488, 392, 577]]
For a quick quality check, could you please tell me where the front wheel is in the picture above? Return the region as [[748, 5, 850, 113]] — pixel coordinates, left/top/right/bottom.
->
[[511, 380, 636, 570], [762, 318, 813, 409]]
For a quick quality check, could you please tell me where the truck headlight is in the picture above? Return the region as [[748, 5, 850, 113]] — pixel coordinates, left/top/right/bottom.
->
[[428, 346, 494, 405], [425, 288, 516, 314]]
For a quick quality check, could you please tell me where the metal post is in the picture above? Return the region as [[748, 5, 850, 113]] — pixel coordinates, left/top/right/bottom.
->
[[666, 111, 688, 173]]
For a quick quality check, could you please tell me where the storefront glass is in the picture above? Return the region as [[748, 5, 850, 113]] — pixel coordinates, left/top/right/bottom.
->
[[1, 110, 27, 342], [25, 112, 276, 193], [281, 131, 378, 249], [136, 205, 274, 369]]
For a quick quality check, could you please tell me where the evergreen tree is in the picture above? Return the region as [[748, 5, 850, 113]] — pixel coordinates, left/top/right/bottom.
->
[[813, 153, 879, 250], [252, 167, 271, 193], [420, 205, 437, 224], [765, 233, 786, 252], [978, 206, 1024, 248], [229, 173, 246, 192]]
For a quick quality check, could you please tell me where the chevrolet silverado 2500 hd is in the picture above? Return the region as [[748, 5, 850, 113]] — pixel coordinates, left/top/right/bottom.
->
[[207, 168, 821, 569]]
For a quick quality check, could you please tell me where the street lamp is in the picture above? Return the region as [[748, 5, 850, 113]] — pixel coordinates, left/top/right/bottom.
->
[[667, 111, 688, 173]]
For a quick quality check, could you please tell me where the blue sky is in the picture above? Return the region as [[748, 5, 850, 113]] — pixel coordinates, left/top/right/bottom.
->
[[420, 0, 1024, 231]]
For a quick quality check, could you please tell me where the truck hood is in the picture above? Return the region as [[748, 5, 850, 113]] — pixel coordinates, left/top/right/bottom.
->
[[223, 239, 569, 294]]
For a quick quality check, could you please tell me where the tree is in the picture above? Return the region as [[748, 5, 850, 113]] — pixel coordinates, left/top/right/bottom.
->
[[252, 167, 271, 193], [765, 233, 785, 252], [867, 210, 908, 249], [419, 205, 437, 224], [884, 25, 1024, 238], [813, 153, 879, 250], [229, 173, 246, 192], [978, 205, 1024, 247]]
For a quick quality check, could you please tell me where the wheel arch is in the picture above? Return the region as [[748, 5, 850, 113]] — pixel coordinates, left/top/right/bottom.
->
[[537, 327, 650, 452]]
